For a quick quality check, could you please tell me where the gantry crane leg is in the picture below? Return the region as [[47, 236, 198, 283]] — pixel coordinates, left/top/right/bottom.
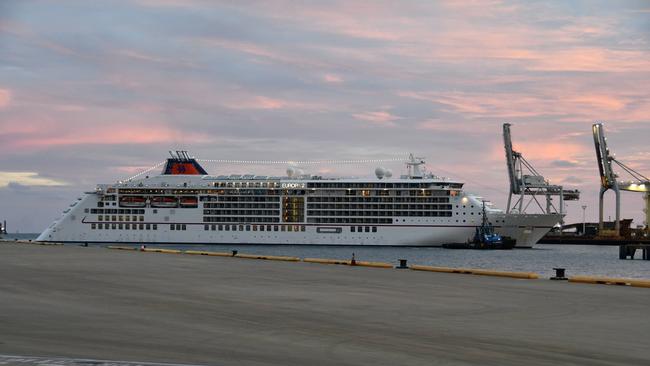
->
[[598, 186, 621, 233], [645, 192, 650, 235]]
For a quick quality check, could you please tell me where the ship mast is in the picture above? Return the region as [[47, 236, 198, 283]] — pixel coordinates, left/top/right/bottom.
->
[[405, 153, 426, 178]]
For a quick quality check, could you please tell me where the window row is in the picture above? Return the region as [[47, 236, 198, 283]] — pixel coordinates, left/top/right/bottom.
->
[[306, 204, 452, 210], [307, 182, 439, 189], [307, 211, 453, 217], [204, 203, 279, 209], [307, 218, 393, 224], [90, 223, 157, 230], [211, 182, 282, 188], [118, 189, 202, 194], [307, 197, 448, 203], [97, 215, 145, 222], [203, 224, 306, 232], [203, 210, 280, 216], [89, 208, 146, 214], [203, 216, 281, 223], [203, 196, 281, 202], [350, 226, 377, 233], [211, 189, 283, 196]]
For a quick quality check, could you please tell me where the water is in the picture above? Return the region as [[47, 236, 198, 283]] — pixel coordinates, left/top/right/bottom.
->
[[6, 233, 649, 279]]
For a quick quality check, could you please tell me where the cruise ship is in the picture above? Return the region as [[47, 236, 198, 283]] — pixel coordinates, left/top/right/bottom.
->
[[37, 152, 560, 247]]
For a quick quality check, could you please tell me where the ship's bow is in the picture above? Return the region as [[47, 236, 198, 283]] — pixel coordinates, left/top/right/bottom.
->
[[489, 212, 562, 248]]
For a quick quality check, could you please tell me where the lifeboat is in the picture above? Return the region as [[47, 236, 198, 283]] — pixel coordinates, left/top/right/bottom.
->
[[151, 196, 178, 208], [119, 196, 146, 208], [179, 196, 198, 207]]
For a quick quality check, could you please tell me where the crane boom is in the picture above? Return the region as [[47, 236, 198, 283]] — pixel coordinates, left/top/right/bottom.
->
[[503, 123, 520, 196], [593, 122, 649, 234], [502, 123, 580, 217], [592, 123, 617, 189]]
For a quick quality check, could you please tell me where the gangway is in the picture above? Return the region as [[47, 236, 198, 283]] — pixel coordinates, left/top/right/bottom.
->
[[503, 123, 580, 218], [592, 123, 649, 234]]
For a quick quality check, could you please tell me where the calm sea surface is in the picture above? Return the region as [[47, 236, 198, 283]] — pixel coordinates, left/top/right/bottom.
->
[[6, 233, 650, 279]]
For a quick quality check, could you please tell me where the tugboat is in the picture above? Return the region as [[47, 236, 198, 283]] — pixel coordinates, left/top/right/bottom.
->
[[443, 202, 516, 250]]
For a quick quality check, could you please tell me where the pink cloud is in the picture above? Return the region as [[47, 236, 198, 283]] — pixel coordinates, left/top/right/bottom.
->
[[0, 89, 11, 109], [323, 74, 343, 83], [114, 49, 197, 68], [398, 91, 543, 118], [352, 111, 401, 125], [251, 96, 287, 110], [135, 0, 204, 8], [398, 89, 649, 123], [0, 117, 211, 151], [415, 118, 490, 134], [528, 49, 650, 73], [197, 37, 331, 70], [387, 30, 649, 75], [566, 95, 627, 111], [498, 141, 588, 163], [1, 20, 94, 62], [223, 96, 317, 110], [265, 4, 406, 42], [513, 140, 588, 161]]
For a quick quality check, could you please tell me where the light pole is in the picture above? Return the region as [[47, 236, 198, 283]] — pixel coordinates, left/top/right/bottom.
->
[[581, 205, 587, 236]]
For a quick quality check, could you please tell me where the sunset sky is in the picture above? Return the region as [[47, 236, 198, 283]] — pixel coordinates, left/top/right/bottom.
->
[[1, 0, 649, 232]]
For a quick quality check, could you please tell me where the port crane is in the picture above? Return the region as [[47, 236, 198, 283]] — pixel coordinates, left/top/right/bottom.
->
[[593, 123, 650, 234], [503, 123, 580, 218]]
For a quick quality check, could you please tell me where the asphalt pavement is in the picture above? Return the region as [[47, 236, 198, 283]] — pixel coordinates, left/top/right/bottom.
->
[[0, 243, 648, 366]]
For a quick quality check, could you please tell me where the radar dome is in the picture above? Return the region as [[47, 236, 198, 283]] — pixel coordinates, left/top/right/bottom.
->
[[375, 167, 386, 179], [384, 169, 393, 178], [286, 167, 296, 177]]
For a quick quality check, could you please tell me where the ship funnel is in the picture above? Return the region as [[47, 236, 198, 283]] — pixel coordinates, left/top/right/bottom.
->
[[162, 151, 208, 175]]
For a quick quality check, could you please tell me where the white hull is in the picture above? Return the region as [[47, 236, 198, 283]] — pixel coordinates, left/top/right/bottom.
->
[[37, 194, 559, 247], [37, 154, 561, 248]]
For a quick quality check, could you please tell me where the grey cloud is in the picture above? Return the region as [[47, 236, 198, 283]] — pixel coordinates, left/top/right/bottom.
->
[[5, 182, 30, 191], [551, 160, 580, 168], [561, 175, 584, 184]]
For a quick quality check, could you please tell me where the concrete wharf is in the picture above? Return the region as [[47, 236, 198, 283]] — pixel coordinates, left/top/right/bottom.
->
[[0, 243, 649, 366]]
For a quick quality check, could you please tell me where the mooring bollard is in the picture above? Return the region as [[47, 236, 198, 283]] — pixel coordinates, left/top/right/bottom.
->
[[232, 250, 238, 256], [550, 267, 567, 280], [396, 259, 408, 269]]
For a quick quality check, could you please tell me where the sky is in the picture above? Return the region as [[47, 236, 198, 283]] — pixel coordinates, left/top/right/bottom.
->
[[0, 0, 649, 233]]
